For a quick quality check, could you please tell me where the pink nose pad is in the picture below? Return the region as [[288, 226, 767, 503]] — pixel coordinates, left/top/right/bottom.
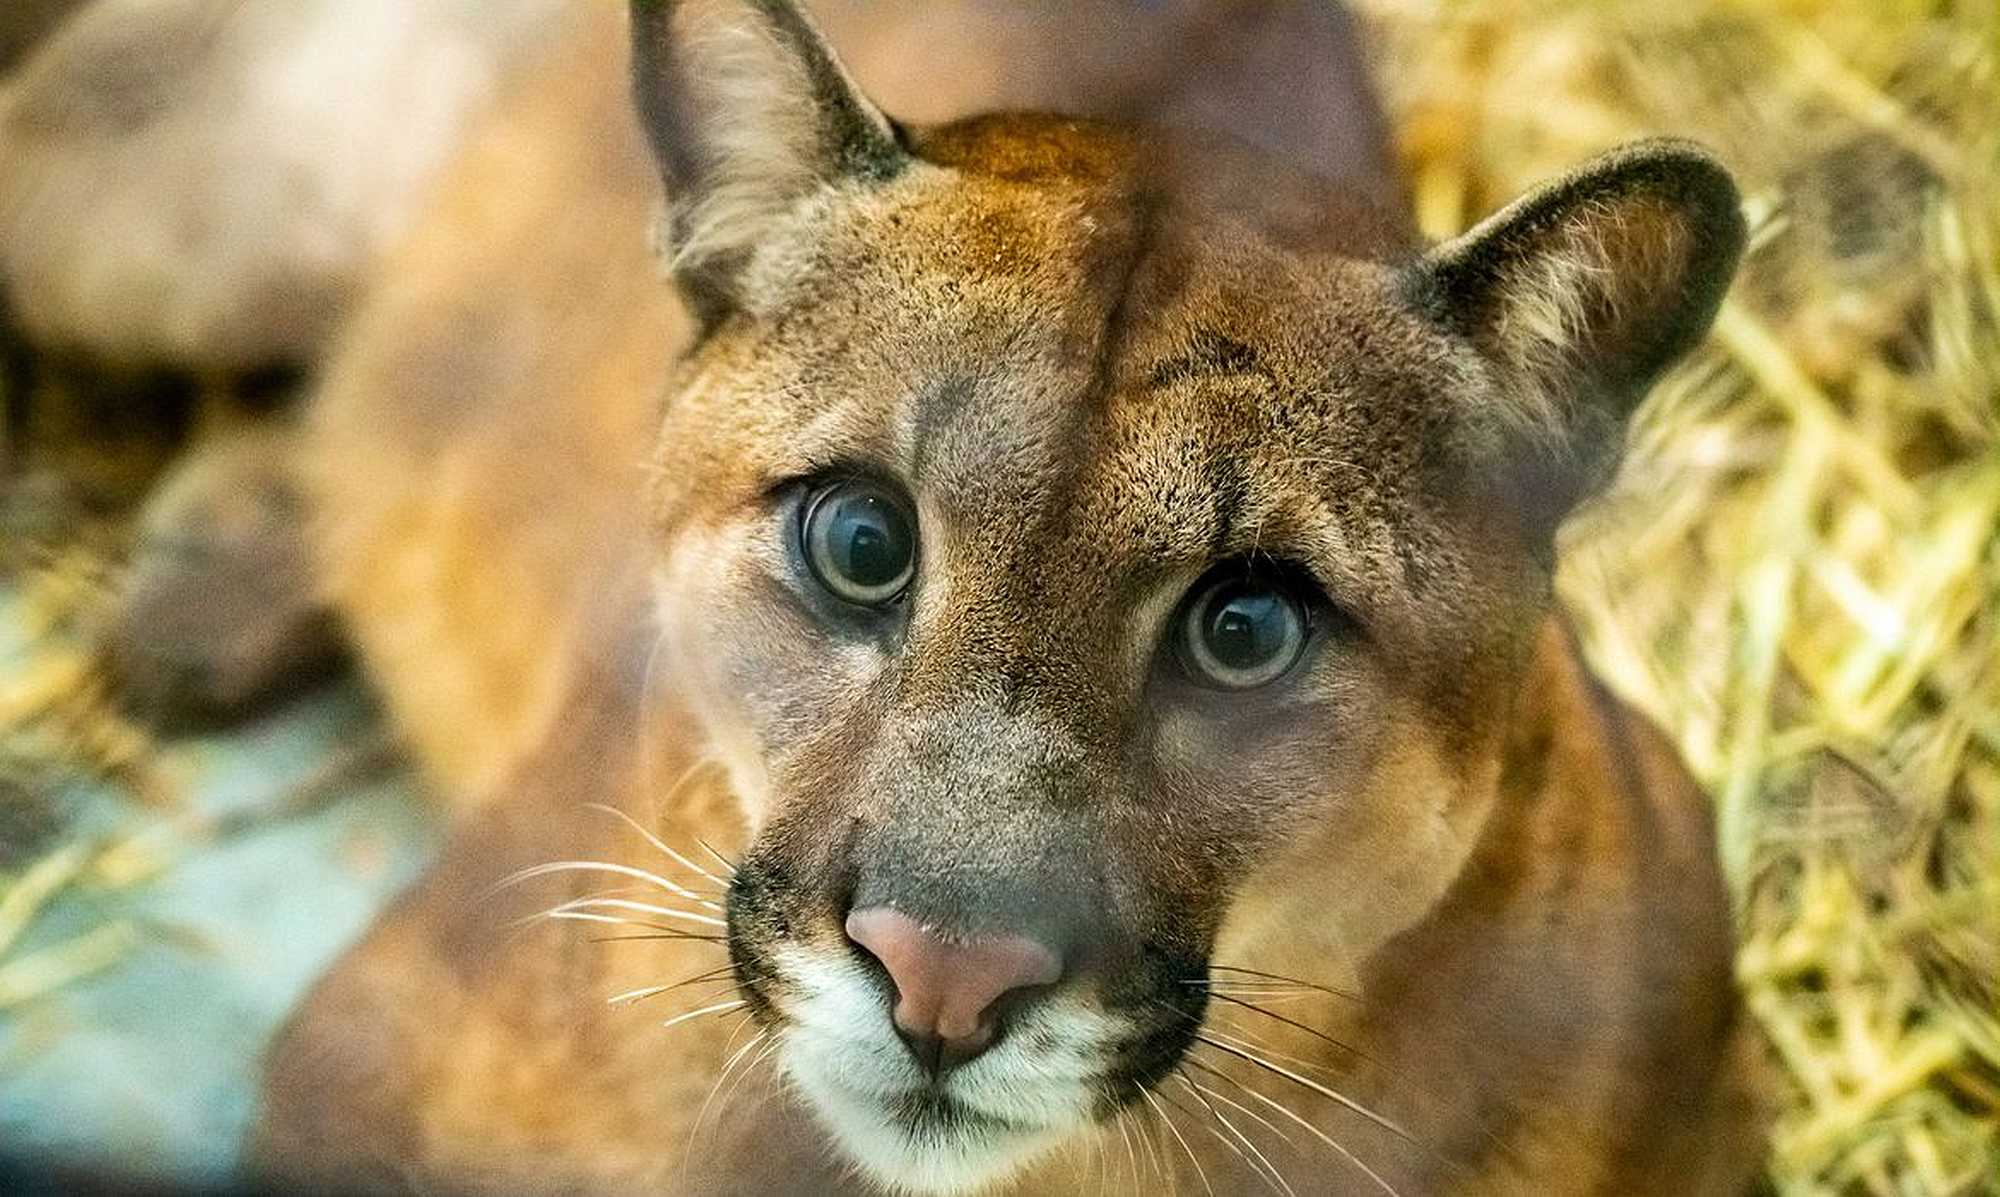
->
[[844, 906, 1064, 1077]]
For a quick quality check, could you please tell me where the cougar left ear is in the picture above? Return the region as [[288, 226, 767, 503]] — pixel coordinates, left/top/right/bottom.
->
[[629, 0, 907, 324], [1417, 139, 1745, 542]]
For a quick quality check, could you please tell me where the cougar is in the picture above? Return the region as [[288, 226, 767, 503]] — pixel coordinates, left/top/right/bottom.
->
[[248, 1, 1761, 1192]]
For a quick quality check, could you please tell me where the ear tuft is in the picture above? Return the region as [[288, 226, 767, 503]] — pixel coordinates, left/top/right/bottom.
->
[[629, 0, 905, 323], [1419, 139, 1745, 537]]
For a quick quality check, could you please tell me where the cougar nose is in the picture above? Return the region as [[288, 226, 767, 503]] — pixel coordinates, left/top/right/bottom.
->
[[845, 906, 1063, 1078]]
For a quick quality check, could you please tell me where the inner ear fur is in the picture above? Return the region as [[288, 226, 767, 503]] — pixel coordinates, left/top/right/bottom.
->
[[1417, 139, 1746, 542], [628, 0, 906, 324]]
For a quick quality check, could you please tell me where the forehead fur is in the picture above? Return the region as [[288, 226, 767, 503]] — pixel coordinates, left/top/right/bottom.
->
[[660, 111, 1534, 661], [916, 113, 1410, 250]]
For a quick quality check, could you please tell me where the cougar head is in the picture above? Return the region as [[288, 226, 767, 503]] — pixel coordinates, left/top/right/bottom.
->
[[631, 1, 1743, 1191]]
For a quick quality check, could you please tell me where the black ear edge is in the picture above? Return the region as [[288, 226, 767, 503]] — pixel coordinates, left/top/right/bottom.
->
[[1419, 138, 1748, 395]]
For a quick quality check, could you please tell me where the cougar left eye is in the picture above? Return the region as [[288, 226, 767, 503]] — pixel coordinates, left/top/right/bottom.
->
[[1179, 572, 1310, 690], [801, 480, 917, 606]]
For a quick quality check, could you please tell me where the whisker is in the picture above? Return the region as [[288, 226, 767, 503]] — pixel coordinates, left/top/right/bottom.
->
[[613, 975, 743, 1018], [1114, 1109, 1140, 1192], [1151, 1087, 1258, 1194], [1188, 979, 1317, 990], [607, 963, 739, 1006], [541, 896, 726, 927], [1181, 1075, 1295, 1147], [1131, 1098, 1168, 1189], [1194, 1034, 1408, 1142], [1175, 1075, 1295, 1197], [681, 1029, 770, 1182], [659, 998, 747, 1033], [694, 837, 739, 877], [675, 978, 752, 1013], [586, 932, 729, 944], [1204, 965, 1357, 1002], [1185, 1051, 1406, 1197], [1186, 982, 1324, 1002], [539, 910, 719, 938], [609, 983, 678, 1005], [570, 881, 706, 903], [1203, 993, 1372, 1064], [711, 1033, 779, 1134], [715, 996, 764, 1060], [1142, 1088, 1212, 1197], [584, 801, 733, 892], [1198, 1021, 1349, 1083], [717, 1006, 759, 1043], [496, 859, 718, 908], [1147, 997, 1336, 1082]]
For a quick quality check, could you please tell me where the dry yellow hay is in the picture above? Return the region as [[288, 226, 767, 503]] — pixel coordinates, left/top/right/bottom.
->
[[1360, 0, 1999, 1190]]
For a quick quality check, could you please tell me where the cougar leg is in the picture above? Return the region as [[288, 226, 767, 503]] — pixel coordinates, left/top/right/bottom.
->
[[0, 0, 87, 73]]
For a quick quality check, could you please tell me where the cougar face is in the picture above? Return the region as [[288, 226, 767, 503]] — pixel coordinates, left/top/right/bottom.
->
[[631, 3, 1742, 1192]]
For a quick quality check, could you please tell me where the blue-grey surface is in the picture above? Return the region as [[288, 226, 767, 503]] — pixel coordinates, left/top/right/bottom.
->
[[0, 659, 440, 1184]]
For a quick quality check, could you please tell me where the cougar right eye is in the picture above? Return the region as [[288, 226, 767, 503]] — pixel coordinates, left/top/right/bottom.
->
[[801, 480, 918, 606], [1176, 565, 1313, 690]]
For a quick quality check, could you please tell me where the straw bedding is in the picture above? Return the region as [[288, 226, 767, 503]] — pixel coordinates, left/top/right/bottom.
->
[[1359, 0, 1999, 1189]]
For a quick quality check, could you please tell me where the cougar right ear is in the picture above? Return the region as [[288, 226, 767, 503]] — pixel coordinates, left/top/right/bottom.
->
[[1416, 140, 1745, 548], [628, 0, 907, 324]]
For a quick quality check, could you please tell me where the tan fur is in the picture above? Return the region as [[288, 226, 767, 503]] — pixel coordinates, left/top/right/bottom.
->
[[0, 0, 561, 371], [249, 3, 1761, 1194], [305, 5, 680, 801]]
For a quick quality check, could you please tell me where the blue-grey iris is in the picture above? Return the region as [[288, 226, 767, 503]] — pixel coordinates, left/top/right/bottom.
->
[[1181, 577, 1307, 689], [803, 482, 917, 606]]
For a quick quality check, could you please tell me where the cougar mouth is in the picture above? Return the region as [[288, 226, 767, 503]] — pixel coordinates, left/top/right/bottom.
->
[[724, 863, 1209, 1194], [763, 946, 1137, 1194]]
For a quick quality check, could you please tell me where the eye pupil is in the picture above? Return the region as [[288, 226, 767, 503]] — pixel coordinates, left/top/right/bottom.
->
[[834, 502, 901, 586], [1206, 593, 1281, 669], [804, 483, 917, 604]]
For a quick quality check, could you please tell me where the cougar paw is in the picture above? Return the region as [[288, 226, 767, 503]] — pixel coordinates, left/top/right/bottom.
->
[[97, 423, 343, 730]]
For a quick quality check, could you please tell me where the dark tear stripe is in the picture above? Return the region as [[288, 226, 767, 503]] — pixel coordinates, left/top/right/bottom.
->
[[1022, 187, 1169, 550], [909, 375, 977, 485], [1080, 188, 1166, 418], [1146, 329, 1271, 390], [1205, 452, 1249, 560]]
